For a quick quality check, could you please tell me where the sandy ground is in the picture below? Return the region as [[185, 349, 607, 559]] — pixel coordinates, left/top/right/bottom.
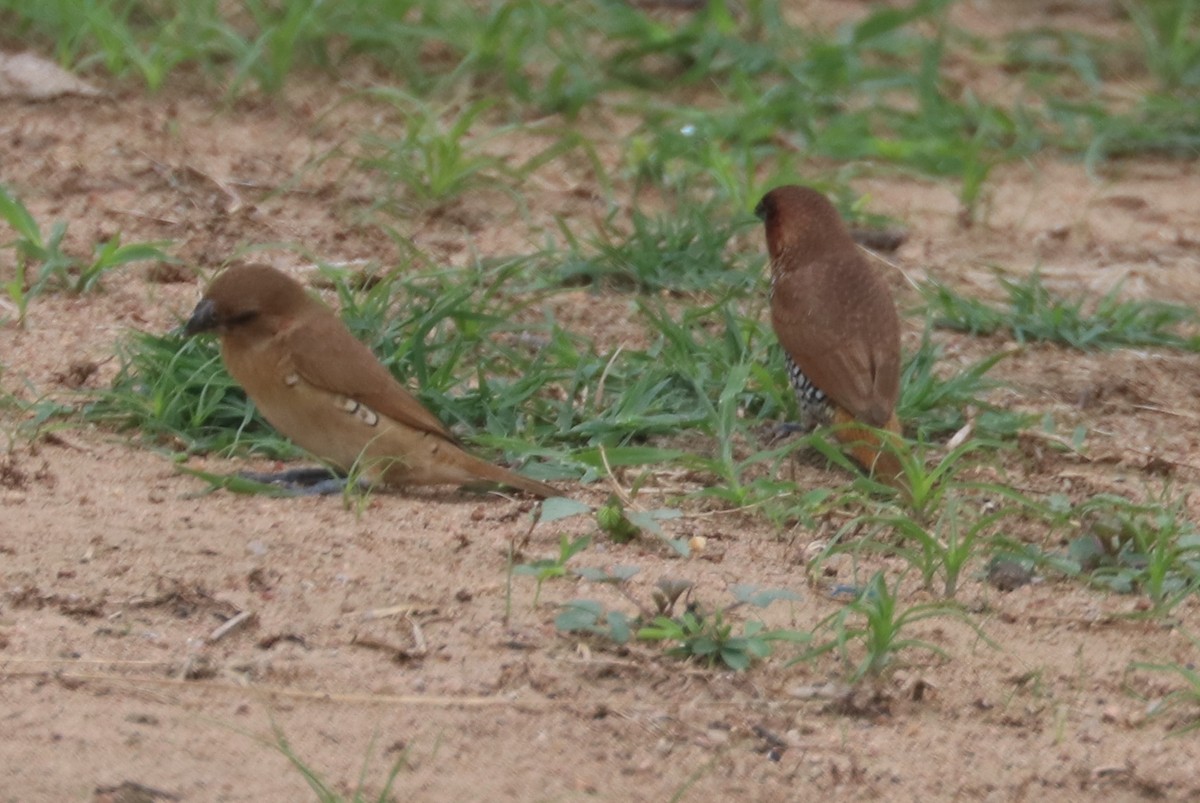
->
[[3, 3, 1200, 801]]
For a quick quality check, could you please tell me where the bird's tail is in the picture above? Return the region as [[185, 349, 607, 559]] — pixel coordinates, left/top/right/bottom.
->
[[830, 407, 907, 488], [462, 455, 562, 499], [372, 438, 562, 498]]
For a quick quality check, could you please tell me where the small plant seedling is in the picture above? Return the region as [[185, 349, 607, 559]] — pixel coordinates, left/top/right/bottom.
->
[[77, 234, 172, 294], [898, 324, 1031, 441], [841, 492, 1019, 597], [0, 185, 169, 326], [922, 273, 1200, 352], [1144, 664, 1200, 734], [356, 93, 590, 211], [0, 184, 70, 327], [1136, 638, 1200, 735], [514, 533, 592, 607], [253, 718, 410, 803], [1065, 492, 1200, 617], [338, 451, 394, 518], [797, 572, 992, 682], [538, 496, 592, 525], [638, 608, 773, 671], [892, 439, 991, 522], [357, 96, 510, 206], [595, 494, 642, 544], [595, 494, 687, 554], [1124, 0, 1200, 93], [554, 202, 751, 293], [642, 582, 808, 671], [557, 575, 805, 671], [555, 599, 636, 645]]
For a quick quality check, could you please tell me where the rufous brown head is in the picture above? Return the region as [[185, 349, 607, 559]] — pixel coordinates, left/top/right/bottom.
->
[[185, 263, 315, 338], [755, 185, 854, 264]]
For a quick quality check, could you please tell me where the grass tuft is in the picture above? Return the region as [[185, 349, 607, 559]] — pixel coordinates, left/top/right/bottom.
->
[[923, 273, 1200, 351]]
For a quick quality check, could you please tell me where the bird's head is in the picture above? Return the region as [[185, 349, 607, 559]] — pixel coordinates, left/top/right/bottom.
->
[[754, 184, 849, 263], [185, 263, 314, 337]]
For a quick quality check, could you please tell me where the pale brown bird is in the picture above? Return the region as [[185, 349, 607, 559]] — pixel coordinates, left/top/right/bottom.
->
[[755, 185, 905, 481], [184, 263, 559, 498]]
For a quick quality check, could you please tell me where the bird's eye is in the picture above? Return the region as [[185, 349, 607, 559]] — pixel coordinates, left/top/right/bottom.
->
[[225, 309, 259, 327]]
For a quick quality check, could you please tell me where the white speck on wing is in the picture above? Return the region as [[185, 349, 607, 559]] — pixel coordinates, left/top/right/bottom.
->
[[335, 396, 380, 426]]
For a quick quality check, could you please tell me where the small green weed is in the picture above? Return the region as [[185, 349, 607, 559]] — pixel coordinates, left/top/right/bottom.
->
[[265, 721, 409, 803], [1003, 27, 1104, 94], [891, 439, 992, 522], [356, 96, 512, 207], [643, 584, 808, 671], [1135, 657, 1200, 734], [514, 533, 591, 607], [355, 92, 592, 210], [831, 490, 1022, 597], [554, 202, 754, 293], [797, 572, 990, 682], [0, 184, 62, 326], [0, 184, 169, 326], [1124, 0, 1200, 91], [897, 326, 1029, 440], [600, 0, 787, 88], [423, 0, 598, 112], [638, 609, 774, 671], [923, 274, 1200, 351], [557, 577, 805, 671], [90, 331, 291, 457], [1066, 492, 1200, 616], [595, 494, 687, 555]]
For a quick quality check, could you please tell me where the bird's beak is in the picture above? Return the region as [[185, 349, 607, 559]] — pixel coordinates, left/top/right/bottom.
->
[[184, 298, 218, 336], [753, 199, 768, 222]]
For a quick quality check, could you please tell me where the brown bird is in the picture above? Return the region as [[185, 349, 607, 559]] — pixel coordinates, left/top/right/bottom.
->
[[184, 263, 559, 498], [755, 185, 905, 482]]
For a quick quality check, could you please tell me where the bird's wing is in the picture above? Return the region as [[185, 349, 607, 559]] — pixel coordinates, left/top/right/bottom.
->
[[772, 263, 897, 428], [280, 312, 456, 441]]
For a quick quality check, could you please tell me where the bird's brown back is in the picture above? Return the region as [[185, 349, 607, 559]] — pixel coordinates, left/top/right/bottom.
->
[[757, 186, 900, 428], [200, 263, 453, 441], [280, 311, 454, 442]]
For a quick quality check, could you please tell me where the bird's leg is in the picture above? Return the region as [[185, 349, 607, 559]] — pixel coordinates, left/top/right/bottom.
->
[[768, 355, 835, 444], [237, 467, 359, 496], [239, 466, 340, 485], [768, 420, 814, 443]]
